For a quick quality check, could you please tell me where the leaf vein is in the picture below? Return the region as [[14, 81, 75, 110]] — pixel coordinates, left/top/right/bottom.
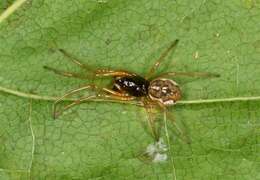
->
[[1, 86, 260, 105], [0, 0, 28, 24]]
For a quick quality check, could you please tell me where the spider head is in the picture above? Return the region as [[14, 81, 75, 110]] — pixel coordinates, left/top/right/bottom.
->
[[148, 78, 181, 106]]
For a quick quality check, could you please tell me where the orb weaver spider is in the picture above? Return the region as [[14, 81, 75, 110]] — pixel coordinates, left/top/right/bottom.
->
[[44, 39, 219, 142]]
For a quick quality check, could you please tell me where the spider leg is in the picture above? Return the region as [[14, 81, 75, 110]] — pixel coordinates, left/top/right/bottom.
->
[[44, 65, 136, 81], [43, 66, 89, 79], [54, 88, 135, 118], [157, 103, 191, 144], [166, 110, 191, 144], [58, 49, 136, 78], [100, 88, 135, 101], [54, 95, 98, 118], [44, 65, 135, 80], [142, 98, 161, 142], [95, 69, 136, 77], [146, 39, 179, 79], [58, 49, 93, 71], [53, 84, 98, 118], [102, 88, 129, 97], [156, 71, 220, 78]]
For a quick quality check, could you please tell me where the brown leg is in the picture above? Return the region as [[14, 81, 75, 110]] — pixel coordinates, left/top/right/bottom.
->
[[157, 104, 191, 143], [95, 69, 136, 77], [102, 88, 129, 97], [44, 66, 135, 80], [58, 49, 93, 71], [54, 95, 97, 118], [53, 84, 98, 118], [44, 66, 89, 79], [54, 88, 135, 118], [50, 49, 138, 79], [101, 94, 135, 101], [58, 49, 136, 78], [156, 71, 220, 78], [146, 39, 179, 79], [142, 98, 161, 142]]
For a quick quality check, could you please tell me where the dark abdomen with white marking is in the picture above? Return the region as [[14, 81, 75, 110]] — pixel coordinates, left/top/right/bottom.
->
[[114, 76, 150, 97]]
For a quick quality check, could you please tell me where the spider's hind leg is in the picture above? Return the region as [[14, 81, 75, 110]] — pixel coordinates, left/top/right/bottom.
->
[[53, 84, 98, 119], [54, 87, 135, 118]]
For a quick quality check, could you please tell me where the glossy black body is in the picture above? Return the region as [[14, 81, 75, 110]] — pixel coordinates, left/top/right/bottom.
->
[[114, 75, 150, 97]]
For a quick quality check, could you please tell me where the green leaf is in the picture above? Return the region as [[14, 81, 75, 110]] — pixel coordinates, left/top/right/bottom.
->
[[0, 0, 260, 179]]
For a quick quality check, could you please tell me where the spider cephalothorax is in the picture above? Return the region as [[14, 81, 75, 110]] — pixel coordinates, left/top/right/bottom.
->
[[148, 78, 181, 105]]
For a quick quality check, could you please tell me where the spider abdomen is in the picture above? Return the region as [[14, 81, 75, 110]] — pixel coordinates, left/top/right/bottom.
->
[[114, 76, 150, 97]]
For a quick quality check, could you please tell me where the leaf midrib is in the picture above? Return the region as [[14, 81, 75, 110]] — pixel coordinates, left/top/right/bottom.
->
[[1, 86, 260, 105]]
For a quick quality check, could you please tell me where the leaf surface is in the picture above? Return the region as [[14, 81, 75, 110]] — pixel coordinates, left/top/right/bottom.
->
[[0, 0, 259, 179]]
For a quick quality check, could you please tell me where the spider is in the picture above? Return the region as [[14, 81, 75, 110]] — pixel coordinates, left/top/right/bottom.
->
[[44, 39, 219, 142]]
